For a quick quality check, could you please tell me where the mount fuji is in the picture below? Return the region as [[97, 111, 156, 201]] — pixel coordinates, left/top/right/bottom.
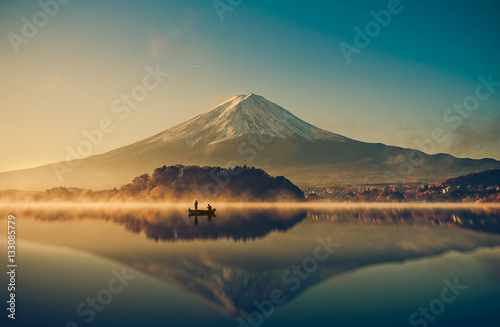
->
[[1, 93, 499, 189], [145, 93, 345, 147]]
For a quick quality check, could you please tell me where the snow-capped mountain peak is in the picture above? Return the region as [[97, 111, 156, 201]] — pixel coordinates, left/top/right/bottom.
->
[[147, 93, 345, 147]]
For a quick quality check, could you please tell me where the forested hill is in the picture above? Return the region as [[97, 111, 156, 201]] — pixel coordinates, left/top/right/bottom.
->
[[112, 164, 304, 201], [436, 169, 500, 189]]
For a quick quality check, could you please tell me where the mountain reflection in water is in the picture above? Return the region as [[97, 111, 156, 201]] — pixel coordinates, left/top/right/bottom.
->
[[2, 204, 499, 318]]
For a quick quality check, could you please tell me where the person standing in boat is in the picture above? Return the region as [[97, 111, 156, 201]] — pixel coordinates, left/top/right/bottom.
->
[[194, 200, 198, 210], [207, 204, 212, 211]]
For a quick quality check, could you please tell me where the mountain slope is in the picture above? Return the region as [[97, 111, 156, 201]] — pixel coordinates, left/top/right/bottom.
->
[[1, 93, 499, 190]]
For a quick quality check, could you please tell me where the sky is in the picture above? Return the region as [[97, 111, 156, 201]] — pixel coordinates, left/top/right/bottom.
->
[[1, 0, 499, 172]]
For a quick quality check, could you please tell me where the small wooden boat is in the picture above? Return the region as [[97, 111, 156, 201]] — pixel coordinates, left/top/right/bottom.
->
[[188, 208, 216, 216]]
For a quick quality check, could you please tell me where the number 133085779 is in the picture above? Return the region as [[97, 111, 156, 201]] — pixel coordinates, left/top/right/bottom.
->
[[8, 215, 16, 263]]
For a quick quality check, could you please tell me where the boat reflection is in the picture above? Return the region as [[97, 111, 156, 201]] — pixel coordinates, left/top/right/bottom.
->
[[187, 207, 216, 226]]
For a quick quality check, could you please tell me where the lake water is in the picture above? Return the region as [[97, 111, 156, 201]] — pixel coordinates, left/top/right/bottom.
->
[[1, 203, 500, 327]]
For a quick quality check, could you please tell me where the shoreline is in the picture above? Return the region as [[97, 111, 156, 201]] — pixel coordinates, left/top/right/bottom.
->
[[0, 201, 499, 210]]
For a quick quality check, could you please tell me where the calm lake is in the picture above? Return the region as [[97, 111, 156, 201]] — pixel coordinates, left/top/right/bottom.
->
[[1, 203, 500, 327]]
